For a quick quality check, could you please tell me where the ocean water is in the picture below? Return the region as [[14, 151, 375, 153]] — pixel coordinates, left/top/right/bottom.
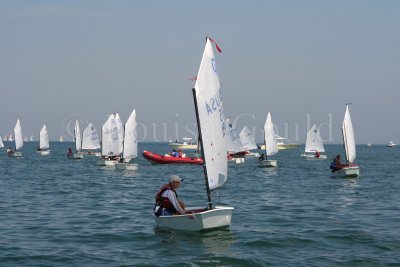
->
[[0, 142, 399, 266]]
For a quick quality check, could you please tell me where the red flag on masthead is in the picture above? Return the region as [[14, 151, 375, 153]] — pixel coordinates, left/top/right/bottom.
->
[[207, 37, 222, 53]]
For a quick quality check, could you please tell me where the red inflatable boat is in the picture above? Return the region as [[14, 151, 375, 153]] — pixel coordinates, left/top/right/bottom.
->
[[142, 150, 203, 165]]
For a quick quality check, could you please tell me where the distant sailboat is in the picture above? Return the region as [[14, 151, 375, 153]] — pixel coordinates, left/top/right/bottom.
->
[[29, 135, 34, 142], [301, 125, 327, 159], [11, 119, 23, 157], [59, 135, 64, 142], [332, 104, 360, 177], [225, 118, 245, 164], [68, 120, 83, 159], [239, 125, 259, 157], [37, 125, 50, 155], [82, 123, 101, 155], [116, 109, 138, 170], [259, 112, 278, 167], [155, 37, 233, 231], [8, 134, 14, 142], [99, 113, 120, 166], [0, 135, 4, 148]]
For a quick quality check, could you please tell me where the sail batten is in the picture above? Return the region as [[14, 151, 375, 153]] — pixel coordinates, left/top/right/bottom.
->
[[194, 38, 227, 191]]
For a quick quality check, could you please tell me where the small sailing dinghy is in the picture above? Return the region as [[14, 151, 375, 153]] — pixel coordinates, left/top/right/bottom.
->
[[98, 113, 121, 166], [226, 118, 245, 164], [69, 120, 84, 159], [239, 125, 260, 157], [0, 135, 4, 148], [37, 125, 50, 155], [155, 37, 233, 231], [332, 104, 360, 177], [115, 110, 139, 170], [11, 119, 24, 157], [259, 112, 278, 167], [301, 124, 327, 159], [82, 123, 101, 156]]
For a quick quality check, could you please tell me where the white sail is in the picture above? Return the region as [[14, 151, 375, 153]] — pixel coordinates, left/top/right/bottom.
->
[[264, 112, 278, 156], [29, 135, 33, 141], [59, 135, 64, 142], [225, 118, 245, 153], [194, 38, 227, 190], [74, 120, 82, 152], [342, 104, 356, 163], [101, 114, 120, 157], [82, 123, 100, 150], [115, 113, 124, 155], [239, 125, 257, 150], [39, 125, 49, 150], [0, 136, 4, 148], [305, 124, 325, 153], [9, 134, 14, 141], [122, 109, 138, 160], [14, 119, 23, 151]]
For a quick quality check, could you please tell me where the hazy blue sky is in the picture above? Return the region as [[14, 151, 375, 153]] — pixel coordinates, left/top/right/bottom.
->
[[1, 1, 399, 144]]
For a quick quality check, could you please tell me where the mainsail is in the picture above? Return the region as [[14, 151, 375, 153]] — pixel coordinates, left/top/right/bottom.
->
[[264, 112, 278, 156], [225, 118, 245, 153], [39, 125, 49, 150], [342, 104, 356, 163], [122, 109, 138, 160], [14, 119, 23, 151], [194, 37, 227, 190], [74, 120, 82, 152], [239, 125, 257, 150], [82, 123, 100, 150], [305, 124, 325, 153], [101, 114, 120, 157], [0, 136, 4, 148], [115, 113, 124, 155]]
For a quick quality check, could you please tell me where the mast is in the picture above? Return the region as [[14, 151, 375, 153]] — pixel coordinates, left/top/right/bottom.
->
[[192, 87, 212, 210]]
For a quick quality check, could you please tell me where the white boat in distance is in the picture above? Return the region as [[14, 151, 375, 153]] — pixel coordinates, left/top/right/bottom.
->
[[155, 37, 233, 231], [386, 141, 396, 147], [115, 109, 139, 170], [0, 135, 4, 148], [168, 137, 198, 150], [82, 123, 101, 156], [11, 119, 23, 157], [259, 135, 299, 150], [68, 120, 84, 159], [332, 104, 360, 178], [98, 113, 122, 166], [239, 125, 260, 158], [301, 125, 327, 159], [37, 125, 50, 155], [259, 112, 278, 167]]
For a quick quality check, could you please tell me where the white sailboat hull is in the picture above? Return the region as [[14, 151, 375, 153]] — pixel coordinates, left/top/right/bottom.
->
[[228, 158, 245, 164], [332, 166, 360, 178], [37, 150, 50, 156], [244, 152, 260, 158], [259, 159, 277, 167], [11, 152, 23, 157], [301, 153, 327, 159], [115, 162, 138, 170], [97, 159, 118, 166], [68, 153, 84, 159], [155, 206, 234, 231]]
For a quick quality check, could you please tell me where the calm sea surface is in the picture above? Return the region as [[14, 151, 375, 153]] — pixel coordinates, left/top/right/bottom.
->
[[0, 142, 399, 266]]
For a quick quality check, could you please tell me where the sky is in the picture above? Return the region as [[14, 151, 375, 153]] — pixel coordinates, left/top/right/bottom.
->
[[0, 0, 399, 144]]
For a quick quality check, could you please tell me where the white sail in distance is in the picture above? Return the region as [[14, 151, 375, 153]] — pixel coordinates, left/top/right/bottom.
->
[[74, 120, 82, 152], [264, 112, 278, 156], [225, 118, 245, 153], [39, 125, 49, 150], [101, 114, 119, 157], [0, 136, 4, 148], [305, 124, 325, 153], [115, 113, 124, 155], [14, 119, 23, 151], [122, 109, 138, 160], [342, 104, 356, 163], [239, 125, 257, 150], [82, 123, 101, 150], [194, 38, 227, 190]]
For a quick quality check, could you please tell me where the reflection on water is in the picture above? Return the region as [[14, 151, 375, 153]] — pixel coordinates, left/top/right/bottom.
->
[[155, 227, 235, 255]]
